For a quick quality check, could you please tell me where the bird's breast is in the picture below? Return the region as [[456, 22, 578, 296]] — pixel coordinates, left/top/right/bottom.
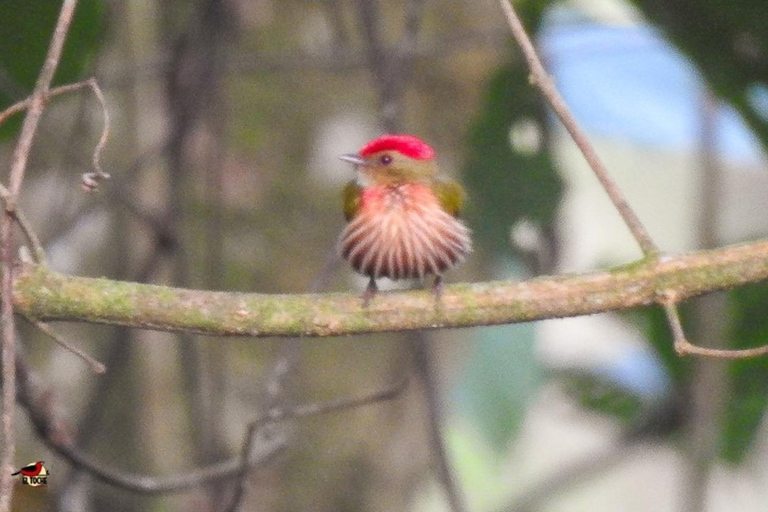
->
[[339, 183, 472, 280]]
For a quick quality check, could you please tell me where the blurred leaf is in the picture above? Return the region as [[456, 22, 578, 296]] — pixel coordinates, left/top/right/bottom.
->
[[455, 321, 540, 451], [462, 0, 562, 259], [638, 283, 768, 464], [462, 58, 564, 258], [629, 0, 768, 151], [720, 283, 768, 463], [0, 0, 103, 138], [640, 306, 692, 385], [561, 369, 644, 422], [455, 258, 541, 451]]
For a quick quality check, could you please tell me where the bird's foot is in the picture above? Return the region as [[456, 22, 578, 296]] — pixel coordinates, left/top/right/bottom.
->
[[362, 277, 378, 307], [432, 276, 444, 306]]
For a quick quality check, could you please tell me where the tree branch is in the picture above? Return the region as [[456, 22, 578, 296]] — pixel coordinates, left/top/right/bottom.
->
[[9, 239, 768, 338]]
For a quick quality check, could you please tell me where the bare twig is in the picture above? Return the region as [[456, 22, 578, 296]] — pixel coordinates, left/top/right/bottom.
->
[[0, 81, 91, 128], [265, 376, 408, 421], [225, 339, 300, 512], [496, 0, 658, 257], [663, 292, 768, 358], [6, 0, 80, 199], [225, 371, 408, 510], [676, 343, 768, 359], [16, 345, 404, 495], [25, 318, 106, 374], [0, 183, 45, 264], [493, 0, 713, 368], [80, 79, 112, 191], [0, 77, 112, 194], [0, 1, 79, 509]]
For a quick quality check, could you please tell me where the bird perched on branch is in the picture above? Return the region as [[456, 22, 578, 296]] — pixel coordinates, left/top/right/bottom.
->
[[337, 134, 472, 305]]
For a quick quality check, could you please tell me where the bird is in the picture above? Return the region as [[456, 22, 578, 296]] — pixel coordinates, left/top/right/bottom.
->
[[11, 461, 44, 477], [337, 134, 472, 305]]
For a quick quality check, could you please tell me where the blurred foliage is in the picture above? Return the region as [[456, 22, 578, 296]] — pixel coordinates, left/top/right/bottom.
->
[[629, 0, 768, 151], [457, 316, 540, 451], [563, 370, 645, 422], [463, 58, 564, 258], [462, 0, 563, 259], [721, 283, 768, 463], [639, 284, 768, 464], [0, 0, 102, 139]]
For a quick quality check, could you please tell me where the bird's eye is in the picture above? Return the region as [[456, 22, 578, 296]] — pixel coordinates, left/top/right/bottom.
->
[[380, 154, 393, 165]]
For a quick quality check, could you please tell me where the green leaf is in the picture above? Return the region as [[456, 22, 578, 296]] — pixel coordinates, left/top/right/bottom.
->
[[628, 0, 768, 152], [720, 283, 768, 463], [0, 0, 103, 137], [462, 60, 564, 258]]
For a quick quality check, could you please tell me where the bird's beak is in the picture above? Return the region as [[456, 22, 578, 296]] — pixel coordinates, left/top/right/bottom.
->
[[339, 154, 367, 166]]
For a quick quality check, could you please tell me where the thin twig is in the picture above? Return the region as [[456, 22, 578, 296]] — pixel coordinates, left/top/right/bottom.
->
[[25, 318, 106, 374], [493, 0, 710, 366], [496, 0, 658, 257], [663, 299, 768, 358], [0, 77, 112, 193], [16, 345, 404, 495], [225, 372, 408, 511], [80, 78, 111, 191], [0, 81, 92, 128], [7, 0, 80, 199], [661, 288, 766, 359], [0, 1, 80, 510], [265, 376, 408, 422], [0, 183, 45, 264], [661, 299, 689, 354], [225, 339, 300, 511]]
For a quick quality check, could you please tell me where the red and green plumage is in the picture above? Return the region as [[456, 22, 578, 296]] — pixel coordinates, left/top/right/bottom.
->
[[337, 135, 472, 296]]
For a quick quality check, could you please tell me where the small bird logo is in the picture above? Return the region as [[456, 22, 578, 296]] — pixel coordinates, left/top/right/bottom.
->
[[11, 461, 44, 477], [338, 134, 472, 304], [11, 461, 49, 487]]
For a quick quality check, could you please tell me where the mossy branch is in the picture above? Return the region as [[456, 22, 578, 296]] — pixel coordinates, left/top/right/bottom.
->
[[12, 238, 768, 338]]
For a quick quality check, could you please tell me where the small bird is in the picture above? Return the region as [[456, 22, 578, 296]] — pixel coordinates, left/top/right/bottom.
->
[[337, 134, 472, 304], [11, 461, 44, 477]]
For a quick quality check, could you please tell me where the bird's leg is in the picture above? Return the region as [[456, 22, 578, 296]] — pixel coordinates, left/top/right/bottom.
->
[[432, 275, 444, 302], [362, 276, 378, 307]]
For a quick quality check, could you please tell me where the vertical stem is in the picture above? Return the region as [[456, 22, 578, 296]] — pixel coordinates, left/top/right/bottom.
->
[[1, 2, 79, 510], [678, 90, 728, 512], [0, 215, 15, 512]]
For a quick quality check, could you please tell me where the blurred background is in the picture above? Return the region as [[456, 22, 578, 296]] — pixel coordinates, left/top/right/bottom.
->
[[2, 0, 768, 510]]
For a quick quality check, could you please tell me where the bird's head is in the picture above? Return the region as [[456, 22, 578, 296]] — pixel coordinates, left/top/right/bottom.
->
[[339, 134, 438, 185]]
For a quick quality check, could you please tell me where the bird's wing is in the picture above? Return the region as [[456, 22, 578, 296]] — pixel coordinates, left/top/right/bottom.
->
[[342, 180, 364, 221], [433, 178, 465, 217]]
